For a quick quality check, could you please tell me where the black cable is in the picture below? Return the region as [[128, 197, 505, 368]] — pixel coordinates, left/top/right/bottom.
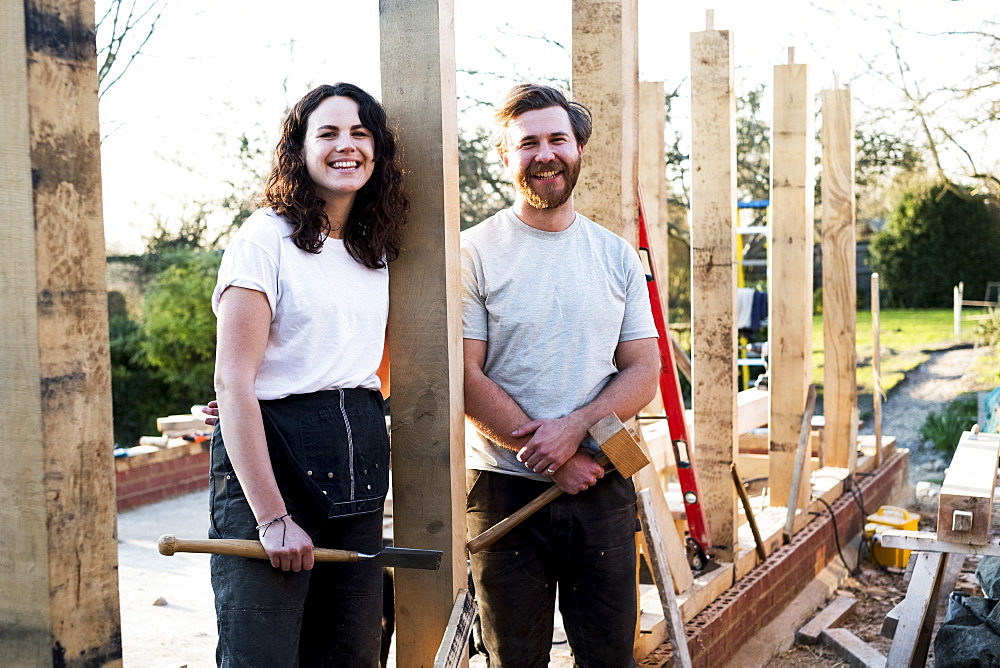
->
[[845, 474, 870, 519], [815, 496, 859, 576]]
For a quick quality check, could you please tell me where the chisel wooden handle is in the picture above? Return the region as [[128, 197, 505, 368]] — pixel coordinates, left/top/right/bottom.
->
[[467, 452, 612, 555], [158, 535, 359, 562]]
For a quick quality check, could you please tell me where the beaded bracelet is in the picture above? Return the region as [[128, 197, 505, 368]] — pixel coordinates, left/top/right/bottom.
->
[[255, 513, 291, 546]]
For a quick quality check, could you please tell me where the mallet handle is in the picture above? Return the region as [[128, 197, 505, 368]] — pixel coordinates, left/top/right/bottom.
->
[[157, 535, 358, 562], [467, 452, 611, 555], [467, 485, 564, 554]]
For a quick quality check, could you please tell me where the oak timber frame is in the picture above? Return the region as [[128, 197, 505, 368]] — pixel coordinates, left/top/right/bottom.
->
[[2, 1, 122, 664]]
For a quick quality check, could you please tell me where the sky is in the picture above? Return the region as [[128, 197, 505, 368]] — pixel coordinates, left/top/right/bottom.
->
[[98, 0, 999, 253]]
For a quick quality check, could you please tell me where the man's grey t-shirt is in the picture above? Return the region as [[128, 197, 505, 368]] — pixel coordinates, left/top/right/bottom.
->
[[460, 208, 658, 480]]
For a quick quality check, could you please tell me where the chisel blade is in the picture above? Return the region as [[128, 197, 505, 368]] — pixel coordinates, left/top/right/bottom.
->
[[363, 547, 442, 570]]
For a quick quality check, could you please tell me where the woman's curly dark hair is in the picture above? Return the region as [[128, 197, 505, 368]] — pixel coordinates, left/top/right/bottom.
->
[[261, 83, 407, 269]]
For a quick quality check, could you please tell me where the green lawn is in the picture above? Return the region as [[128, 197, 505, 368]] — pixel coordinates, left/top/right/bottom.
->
[[810, 308, 998, 417]]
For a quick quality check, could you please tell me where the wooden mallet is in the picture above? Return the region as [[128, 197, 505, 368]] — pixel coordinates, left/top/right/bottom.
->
[[467, 413, 649, 554]]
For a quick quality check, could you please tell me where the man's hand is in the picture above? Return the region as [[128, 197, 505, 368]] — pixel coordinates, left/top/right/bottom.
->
[[258, 515, 315, 572], [550, 451, 604, 494], [202, 400, 220, 426], [513, 414, 589, 475]]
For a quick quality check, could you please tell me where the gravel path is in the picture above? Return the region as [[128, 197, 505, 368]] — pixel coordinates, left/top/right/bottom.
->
[[860, 344, 992, 483]]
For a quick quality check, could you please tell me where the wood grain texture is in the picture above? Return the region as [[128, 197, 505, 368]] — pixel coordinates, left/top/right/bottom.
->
[[821, 88, 858, 471], [690, 27, 738, 561], [937, 431, 1000, 544], [433, 589, 477, 668], [769, 62, 814, 507], [872, 274, 883, 467], [572, 0, 639, 244], [635, 431, 694, 593], [640, 81, 669, 297], [1, 0, 53, 663], [380, 1, 466, 664], [590, 413, 649, 477], [886, 551, 948, 667], [637, 490, 693, 667], [797, 595, 857, 644], [821, 628, 886, 668], [3, 1, 124, 664]]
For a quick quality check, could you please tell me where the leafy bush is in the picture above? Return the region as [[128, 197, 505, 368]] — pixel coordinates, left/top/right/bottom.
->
[[975, 308, 1000, 349], [870, 182, 1000, 307], [141, 250, 221, 401], [110, 311, 184, 447], [919, 393, 979, 454]]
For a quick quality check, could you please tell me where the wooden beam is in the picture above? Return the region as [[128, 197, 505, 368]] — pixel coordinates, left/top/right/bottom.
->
[[784, 385, 818, 537], [886, 551, 949, 667], [1, 0, 52, 662], [1, 0, 123, 662], [737, 387, 769, 434], [937, 430, 1000, 544], [821, 87, 858, 470], [635, 431, 694, 593], [572, 0, 639, 244], [637, 489, 693, 668], [769, 56, 814, 507], [640, 81, 669, 296], [433, 589, 477, 668], [822, 628, 887, 668], [639, 81, 670, 416], [872, 273, 883, 467], [797, 595, 857, 644], [690, 19, 739, 561], [882, 530, 1000, 555], [379, 2, 466, 665]]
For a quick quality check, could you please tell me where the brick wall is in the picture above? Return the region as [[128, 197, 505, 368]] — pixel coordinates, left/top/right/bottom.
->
[[116, 440, 210, 511], [640, 448, 909, 667]]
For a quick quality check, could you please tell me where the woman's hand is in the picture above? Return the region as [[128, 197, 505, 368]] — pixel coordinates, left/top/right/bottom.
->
[[202, 400, 220, 426], [258, 515, 315, 572]]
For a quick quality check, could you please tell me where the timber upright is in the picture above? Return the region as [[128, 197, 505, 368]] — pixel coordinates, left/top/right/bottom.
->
[[3, 1, 123, 664], [638, 189, 712, 568]]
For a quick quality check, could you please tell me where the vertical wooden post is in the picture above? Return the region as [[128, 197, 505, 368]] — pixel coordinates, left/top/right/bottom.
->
[[639, 81, 669, 417], [1, 0, 122, 663], [379, 1, 466, 665], [954, 283, 963, 337], [690, 14, 739, 561], [872, 273, 883, 467], [820, 86, 857, 471], [572, 0, 639, 244], [639, 81, 670, 304], [1, 1, 52, 663], [769, 51, 814, 508]]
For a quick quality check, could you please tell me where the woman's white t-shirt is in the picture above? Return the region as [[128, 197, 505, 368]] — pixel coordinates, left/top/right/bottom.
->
[[212, 208, 388, 400]]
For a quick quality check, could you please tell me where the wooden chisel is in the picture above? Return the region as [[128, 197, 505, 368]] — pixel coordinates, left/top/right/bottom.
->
[[158, 535, 442, 570]]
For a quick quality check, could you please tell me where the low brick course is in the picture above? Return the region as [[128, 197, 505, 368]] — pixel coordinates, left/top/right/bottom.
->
[[639, 448, 908, 666], [115, 440, 210, 511]]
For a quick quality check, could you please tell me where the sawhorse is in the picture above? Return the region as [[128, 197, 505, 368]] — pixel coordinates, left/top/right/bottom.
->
[[880, 530, 989, 667]]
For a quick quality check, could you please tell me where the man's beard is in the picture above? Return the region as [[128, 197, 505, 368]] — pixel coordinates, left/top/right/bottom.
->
[[512, 156, 582, 210]]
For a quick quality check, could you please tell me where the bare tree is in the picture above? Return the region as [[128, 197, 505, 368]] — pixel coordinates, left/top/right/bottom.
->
[[96, 0, 167, 98], [842, 5, 1000, 201]]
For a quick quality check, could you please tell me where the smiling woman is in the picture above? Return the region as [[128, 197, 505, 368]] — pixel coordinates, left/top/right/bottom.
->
[[301, 96, 376, 214], [209, 82, 406, 667]]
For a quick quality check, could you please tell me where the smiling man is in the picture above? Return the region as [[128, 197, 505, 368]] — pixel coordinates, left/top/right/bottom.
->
[[460, 84, 660, 667]]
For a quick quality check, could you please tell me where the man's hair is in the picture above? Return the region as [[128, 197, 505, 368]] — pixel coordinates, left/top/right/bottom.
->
[[261, 83, 407, 269], [492, 84, 593, 156]]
